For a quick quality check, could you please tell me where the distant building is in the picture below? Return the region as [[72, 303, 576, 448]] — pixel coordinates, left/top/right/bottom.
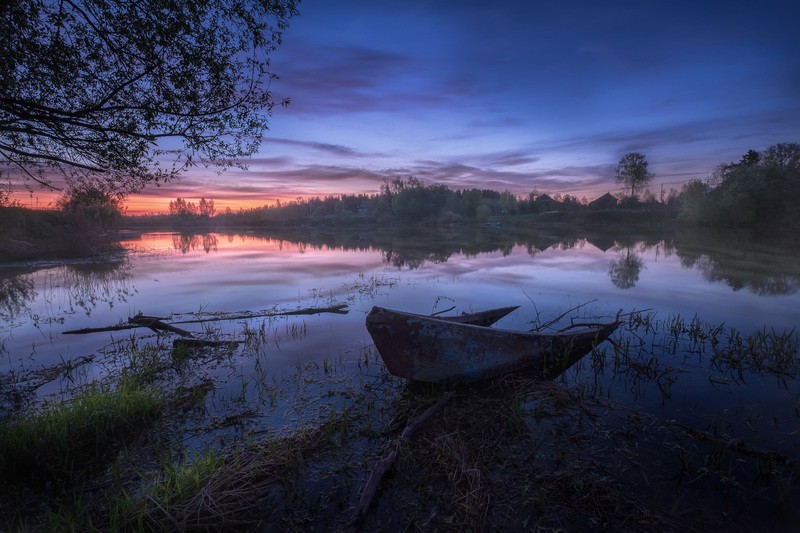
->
[[588, 192, 618, 210], [535, 194, 562, 212]]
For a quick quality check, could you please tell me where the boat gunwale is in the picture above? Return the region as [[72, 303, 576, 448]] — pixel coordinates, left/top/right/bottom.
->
[[366, 306, 619, 338]]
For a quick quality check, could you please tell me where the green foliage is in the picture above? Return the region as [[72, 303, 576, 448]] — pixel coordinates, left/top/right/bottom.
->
[[615, 152, 654, 199], [476, 203, 492, 223], [678, 143, 800, 227], [677, 179, 714, 224], [0, 0, 298, 192], [57, 186, 123, 233], [0, 381, 162, 487]]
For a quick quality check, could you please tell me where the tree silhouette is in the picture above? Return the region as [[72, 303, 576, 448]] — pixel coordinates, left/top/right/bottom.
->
[[1, 0, 298, 193], [615, 152, 654, 200]]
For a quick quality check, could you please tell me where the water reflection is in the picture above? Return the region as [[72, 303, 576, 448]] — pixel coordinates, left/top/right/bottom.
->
[[54, 260, 135, 316], [139, 227, 800, 296], [6, 227, 799, 334], [0, 259, 135, 323], [0, 275, 36, 321], [172, 233, 219, 254], [675, 230, 800, 296], [608, 248, 646, 289]]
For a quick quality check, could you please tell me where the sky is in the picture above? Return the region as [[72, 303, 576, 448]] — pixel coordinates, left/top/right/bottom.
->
[[15, 0, 800, 213]]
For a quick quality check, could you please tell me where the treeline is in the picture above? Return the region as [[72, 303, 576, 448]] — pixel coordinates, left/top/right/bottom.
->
[[149, 177, 677, 229], [222, 177, 548, 226], [0, 188, 123, 260], [678, 143, 800, 227]]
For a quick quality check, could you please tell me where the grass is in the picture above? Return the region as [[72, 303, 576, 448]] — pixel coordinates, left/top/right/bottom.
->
[[114, 430, 321, 530], [0, 379, 162, 488]]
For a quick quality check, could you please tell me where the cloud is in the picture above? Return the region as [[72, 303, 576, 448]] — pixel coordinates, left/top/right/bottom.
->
[[266, 138, 375, 157], [272, 42, 447, 115]]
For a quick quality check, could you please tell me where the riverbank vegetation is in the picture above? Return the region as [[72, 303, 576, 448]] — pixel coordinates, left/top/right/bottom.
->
[[126, 143, 798, 232], [0, 187, 124, 261], [3, 143, 797, 262], [0, 308, 797, 530]]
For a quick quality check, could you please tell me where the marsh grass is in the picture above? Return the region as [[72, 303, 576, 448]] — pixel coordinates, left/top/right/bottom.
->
[[117, 430, 320, 530], [0, 380, 162, 488], [2, 305, 798, 531], [598, 311, 800, 402]]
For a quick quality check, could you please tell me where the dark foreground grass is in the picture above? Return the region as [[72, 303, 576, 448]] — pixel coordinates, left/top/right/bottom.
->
[[0, 380, 162, 488]]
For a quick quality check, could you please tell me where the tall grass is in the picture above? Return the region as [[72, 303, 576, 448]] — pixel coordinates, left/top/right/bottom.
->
[[0, 380, 162, 487]]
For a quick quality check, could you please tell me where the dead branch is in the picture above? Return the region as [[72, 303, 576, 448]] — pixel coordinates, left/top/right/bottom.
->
[[63, 304, 349, 335], [169, 304, 350, 325], [557, 310, 624, 332], [129, 314, 195, 337], [354, 391, 456, 524], [62, 323, 140, 335], [532, 299, 598, 332]]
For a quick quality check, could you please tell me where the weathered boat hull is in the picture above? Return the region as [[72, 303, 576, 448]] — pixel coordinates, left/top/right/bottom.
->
[[437, 306, 519, 327], [366, 306, 619, 383]]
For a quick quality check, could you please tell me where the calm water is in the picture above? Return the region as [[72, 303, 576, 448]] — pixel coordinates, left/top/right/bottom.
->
[[1, 227, 799, 453]]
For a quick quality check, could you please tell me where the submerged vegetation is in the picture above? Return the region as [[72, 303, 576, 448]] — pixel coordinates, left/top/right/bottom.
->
[[1, 304, 798, 530]]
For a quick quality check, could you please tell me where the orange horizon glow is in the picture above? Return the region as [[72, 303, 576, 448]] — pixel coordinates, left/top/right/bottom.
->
[[9, 191, 343, 215], [9, 183, 621, 215], [123, 196, 286, 215]]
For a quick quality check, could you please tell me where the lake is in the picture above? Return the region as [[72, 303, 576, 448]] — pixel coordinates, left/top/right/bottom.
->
[[1, 225, 799, 456]]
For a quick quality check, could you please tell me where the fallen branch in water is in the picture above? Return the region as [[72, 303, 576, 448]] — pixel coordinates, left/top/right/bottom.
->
[[170, 304, 349, 325], [531, 299, 598, 332], [557, 309, 624, 332], [63, 304, 349, 335], [129, 314, 195, 337], [354, 391, 456, 524]]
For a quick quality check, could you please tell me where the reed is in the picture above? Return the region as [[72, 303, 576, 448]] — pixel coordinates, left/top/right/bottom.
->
[[0, 379, 162, 487]]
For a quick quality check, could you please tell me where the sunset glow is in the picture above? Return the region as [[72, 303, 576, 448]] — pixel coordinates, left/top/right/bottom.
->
[[8, 0, 799, 213]]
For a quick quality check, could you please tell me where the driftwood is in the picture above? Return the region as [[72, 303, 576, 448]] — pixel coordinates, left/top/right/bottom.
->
[[129, 314, 195, 337], [354, 391, 456, 524], [62, 304, 349, 335]]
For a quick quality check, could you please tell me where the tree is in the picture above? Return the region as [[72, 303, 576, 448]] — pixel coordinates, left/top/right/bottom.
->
[[56, 186, 123, 238], [168, 197, 198, 218], [615, 152, 654, 200], [198, 198, 215, 218], [1, 0, 298, 193], [499, 191, 518, 214]]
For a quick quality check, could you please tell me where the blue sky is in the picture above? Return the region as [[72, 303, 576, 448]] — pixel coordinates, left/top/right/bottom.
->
[[131, 0, 800, 211]]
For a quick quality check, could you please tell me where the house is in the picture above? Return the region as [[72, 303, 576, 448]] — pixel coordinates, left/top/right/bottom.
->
[[588, 192, 618, 210], [534, 194, 562, 212]]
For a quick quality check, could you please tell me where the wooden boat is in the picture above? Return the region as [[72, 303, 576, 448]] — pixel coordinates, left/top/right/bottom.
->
[[366, 306, 620, 383], [436, 305, 519, 327]]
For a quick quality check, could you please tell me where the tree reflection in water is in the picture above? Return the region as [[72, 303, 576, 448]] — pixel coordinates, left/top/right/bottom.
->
[[172, 233, 219, 254], [163, 227, 798, 295], [608, 248, 646, 289], [0, 275, 36, 322], [54, 261, 135, 316], [0, 260, 135, 324], [674, 230, 800, 296]]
